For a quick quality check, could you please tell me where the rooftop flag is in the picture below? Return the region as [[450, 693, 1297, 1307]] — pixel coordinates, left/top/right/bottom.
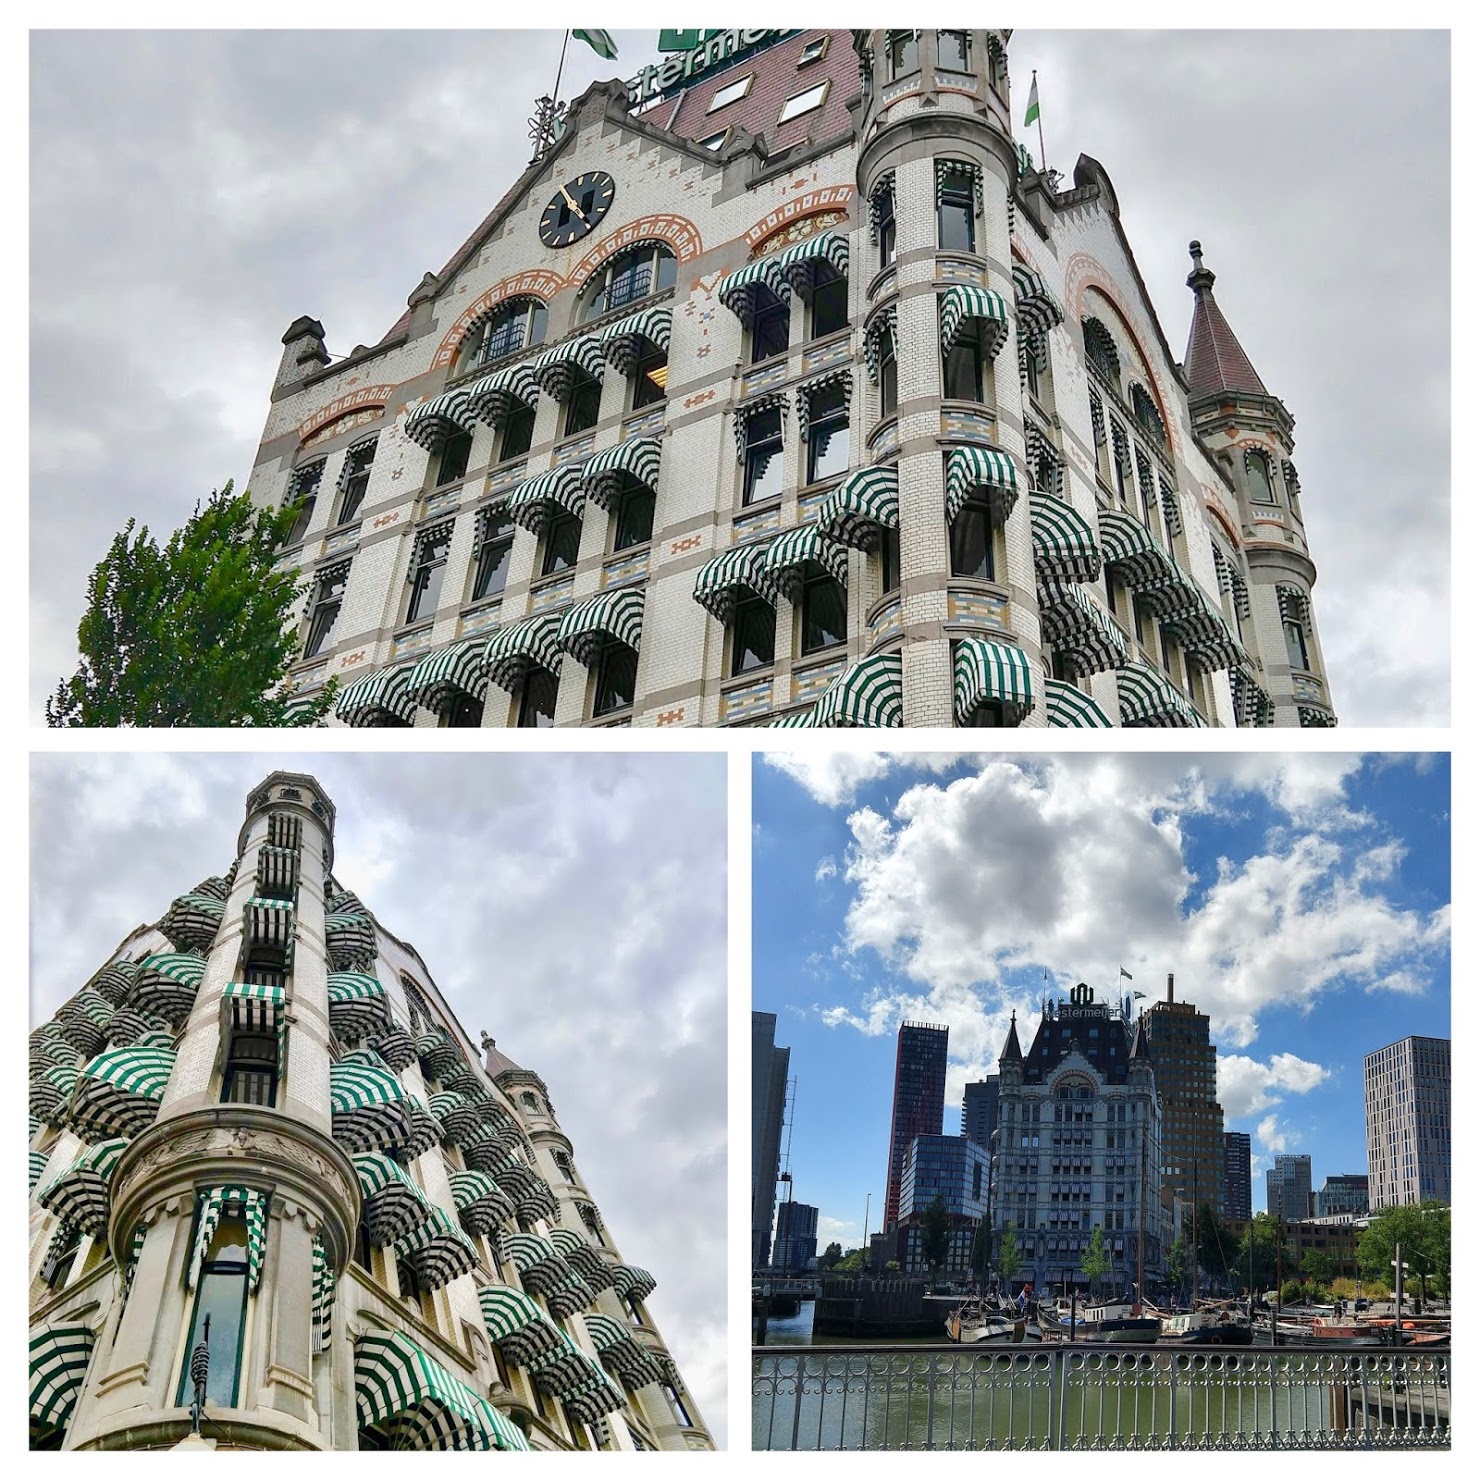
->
[[1024, 75, 1040, 127], [573, 29, 619, 60]]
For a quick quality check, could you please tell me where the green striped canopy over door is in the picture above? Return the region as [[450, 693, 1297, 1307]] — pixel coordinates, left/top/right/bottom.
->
[[30, 1324, 95, 1438], [812, 650, 904, 728], [1116, 660, 1208, 728], [1045, 678, 1115, 728], [945, 443, 1020, 524], [187, 1184, 268, 1290], [953, 638, 1035, 726], [36, 1136, 130, 1236], [404, 387, 478, 452], [939, 283, 1011, 359], [466, 362, 541, 426], [817, 465, 899, 552], [554, 587, 644, 667], [481, 612, 565, 693]]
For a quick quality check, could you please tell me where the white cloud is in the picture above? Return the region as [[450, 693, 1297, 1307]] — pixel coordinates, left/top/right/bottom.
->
[[1218, 1052, 1331, 1119], [765, 753, 902, 808], [814, 857, 838, 882], [1256, 1115, 1293, 1155]]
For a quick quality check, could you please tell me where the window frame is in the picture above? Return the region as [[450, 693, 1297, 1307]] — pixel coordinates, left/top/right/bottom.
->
[[808, 266, 849, 340], [498, 405, 536, 463], [563, 369, 603, 437], [730, 594, 776, 676], [937, 176, 976, 253], [221, 1026, 279, 1108], [335, 439, 377, 526], [881, 527, 901, 595], [879, 331, 899, 418], [949, 498, 997, 581], [592, 643, 639, 717], [798, 36, 829, 67], [805, 384, 850, 486], [471, 512, 516, 602], [517, 668, 558, 727], [937, 30, 971, 72], [799, 569, 847, 656], [741, 408, 785, 506], [406, 527, 453, 625], [876, 185, 897, 269], [1284, 617, 1310, 672], [611, 480, 656, 552], [435, 430, 472, 488], [541, 510, 582, 576], [750, 288, 791, 364], [942, 319, 987, 403], [461, 299, 548, 371], [697, 127, 730, 152], [174, 1208, 251, 1409], [887, 29, 920, 79], [630, 343, 668, 410], [777, 79, 830, 125], [707, 73, 754, 112], [304, 566, 347, 658], [285, 461, 325, 545]]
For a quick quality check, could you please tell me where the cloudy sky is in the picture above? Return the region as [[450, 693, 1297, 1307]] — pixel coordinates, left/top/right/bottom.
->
[[29, 26, 1449, 723], [754, 751, 1449, 1250], [30, 751, 729, 1445]]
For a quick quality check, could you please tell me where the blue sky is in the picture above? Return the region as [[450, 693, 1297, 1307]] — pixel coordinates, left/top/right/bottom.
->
[[753, 753, 1449, 1250]]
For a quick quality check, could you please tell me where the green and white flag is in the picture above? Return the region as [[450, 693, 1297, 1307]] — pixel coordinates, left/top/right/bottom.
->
[[573, 29, 619, 60], [1024, 76, 1040, 128]]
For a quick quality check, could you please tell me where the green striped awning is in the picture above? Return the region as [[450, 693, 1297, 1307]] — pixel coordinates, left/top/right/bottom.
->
[[599, 307, 673, 376], [450, 1169, 517, 1235], [312, 1233, 337, 1353], [555, 587, 644, 667], [527, 1328, 625, 1421], [505, 464, 586, 535], [327, 972, 391, 1041], [407, 637, 488, 713], [1098, 510, 1198, 613], [501, 1231, 571, 1284], [352, 1153, 431, 1246], [478, 1284, 566, 1367], [939, 283, 1011, 359], [945, 444, 1021, 523], [609, 1264, 658, 1302], [472, 1156, 558, 1224], [36, 1136, 130, 1236], [548, 1227, 616, 1289], [716, 256, 790, 324], [29, 1150, 51, 1192], [334, 663, 419, 727], [763, 525, 849, 602], [817, 465, 899, 552], [812, 651, 904, 729], [428, 1091, 485, 1147], [132, 953, 206, 1025], [774, 229, 849, 295], [398, 1095, 443, 1161], [692, 539, 781, 622], [29, 1324, 95, 1436], [1116, 660, 1208, 729], [246, 896, 296, 955], [90, 960, 139, 1005], [57, 991, 115, 1057], [482, 612, 565, 692], [1039, 582, 1128, 679], [1231, 664, 1276, 728], [187, 1184, 268, 1290], [161, 892, 225, 952], [31, 1063, 80, 1123], [766, 707, 815, 728], [1160, 580, 1246, 674], [585, 1312, 670, 1390], [404, 386, 478, 452], [71, 1045, 174, 1138], [330, 1062, 410, 1153], [325, 910, 375, 970], [393, 1204, 479, 1291], [1012, 262, 1067, 338], [863, 302, 896, 383], [531, 333, 605, 401], [255, 844, 299, 896], [354, 1330, 529, 1451], [577, 435, 662, 512], [1045, 678, 1116, 728], [953, 638, 1035, 726], [219, 980, 285, 1033], [465, 361, 541, 426], [1029, 492, 1101, 584], [414, 1029, 464, 1081], [370, 1024, 418, 1073]]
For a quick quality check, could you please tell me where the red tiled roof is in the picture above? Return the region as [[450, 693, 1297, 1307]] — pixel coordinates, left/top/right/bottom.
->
[[1184, 273, 1267, 399]]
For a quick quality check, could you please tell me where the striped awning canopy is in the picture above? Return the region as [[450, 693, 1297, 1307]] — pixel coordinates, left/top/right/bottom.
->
[[330, 1061, 410, 1152], [36, 1137, 130, 1236], [766, 707, 815, 727], [398, 1096, 443, 1161], [90, 960, 139, 1005], [132, 953, 206, 1025], [369, 1024, 418, 1074], [71, 1045, 174, 1138], [29, 1324, 95, 1439], [394, 1204, 479, 1291], [334, 663, 419, 728], [609, 1265, 658, 1302], [774, 229, 849, 296], [532, 333, 605, 401], [407, 637, 488, 713], [327, 972, 391, 1041], [716, 255, 790, 324], [404, 387, 478, 452], [428, 1091, 485, 1147], [1116, 661, 1208, 729], [577, 435, 662, 512], [439, 1058, 485, 1096], [584, 1312, 669, 1391], [1097, 510, 1198, 614], [1012, 262, 1067, 338], [255, 844, 299, 897], [945, 443, 1020, 524], [220, 981, 284, 1036], [863, 302, 896, 383], [548, 1227, 615, 1289], [1231, 664, 1276, 728], [58, 990, 115, 1057], [30, 1025, 78, 1073], [812, 651, 904, 729], [763, 525, 849, 602], [464, 1116, 528, 1161], [325, 910, 375, 970], [280, 691, 326, 727], [478, 1285, 567, 1368], [188, 1185, 268, 1290], [939, 283, 1011, 360], [1160, 581, 1246, 673], [526, 1329, 625, 1423], [1029, 492, 1101, 584], [817, 465, 899, 552], [354, 1331, 529, 1451], [555, 588, 644, 667], [953, 638, 1035, 726], [245, 896, 295, 955], [465, 362, 541, 426], [501, 1231, 574, 1289], [599, 306, 672, 375], [29, 1150, 50, 1192], [161, 892, 225, 952], [450, 1169, 517, 1234], [312, 1233, 336, 1353], [505, 464, 586, 536], [471, 1154, 558, 1223], [1039, 582, 1128, 680], [31, 1063, 79, 1123], [414, 1029, 464, 1082], [691, 539, 781, 623], [1045, 678, 1116, 729], [482, 612, 565, 692]]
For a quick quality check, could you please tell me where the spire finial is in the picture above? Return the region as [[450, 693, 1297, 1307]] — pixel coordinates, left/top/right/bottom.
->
[[1186, 239, 1216, 296]]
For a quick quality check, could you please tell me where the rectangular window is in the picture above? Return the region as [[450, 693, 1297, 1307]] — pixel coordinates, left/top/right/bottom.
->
[[778, 80, 829, 124], [708, 73, 753, 112], [436, 431, 472, 487], [446, 694, 484, 728], [809, 268, 849, 339], [882, 527, 901, 594], [222, 1028, 278, 1107], [950, 502, 995, 580], [877, 187, 897, 269], [176, 1209, 250, 1408], [517, 669, 558, 727], [888, 29, 919, 78], [406, 527, 452, 623], [798, 36, 828, 66], [285, 461, 324, 544], [499, 405, 535, 462], [937, 30, 970, 71], [731, 595, 775, 675], [751, 288, 790, 363], [1284, 619, 1310, 671], [806, 384, 850, 484], [541, 510, 582, 575], [593, 644, 638, 716], [697, 127, 729, 151], [612, 484, 656, 550], [880, 333, 898, 417], [937, 177, 976, 253], [336, 439, 376, 525], [631, 346, 668, 409], [304, 566, 347, 658], [472, 514, 515, 601], [943, 323, 985, 402], [800, 572, 846, 654], [742, 408, 784, 505], [564, 370, 602, 436]]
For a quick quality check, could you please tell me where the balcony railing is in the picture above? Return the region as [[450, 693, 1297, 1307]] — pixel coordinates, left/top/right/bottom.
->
[[753, 1344, 1449, 1451]]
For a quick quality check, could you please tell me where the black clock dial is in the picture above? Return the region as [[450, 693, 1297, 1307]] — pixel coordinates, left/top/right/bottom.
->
[[538, 170, 617, 248]]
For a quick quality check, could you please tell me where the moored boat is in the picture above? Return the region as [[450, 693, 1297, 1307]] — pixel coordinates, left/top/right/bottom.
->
[[945, 1298, 1043, 1344], [1081, 1301, 1160, 1343]]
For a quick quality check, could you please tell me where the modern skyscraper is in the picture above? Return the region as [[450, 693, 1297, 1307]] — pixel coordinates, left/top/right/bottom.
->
[[1222, 1131, 1252, 1221], [1314, 1174, 1369, 1218], [1137, 976, 1226, 1214], [962, 1076, 999, 1153], [771, 1201, 819, 1273], [1364, 1035, 1451, 1209], [883, 1023, 948, 1232], [894, 1135, 992, 1279], [1265, 1154, 1313, 1222], [751, 1012, 790, 1268], [28, 772, 710, 1451]]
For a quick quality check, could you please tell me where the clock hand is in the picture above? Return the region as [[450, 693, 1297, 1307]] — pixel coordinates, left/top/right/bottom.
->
[[560, 185, 581, 214]]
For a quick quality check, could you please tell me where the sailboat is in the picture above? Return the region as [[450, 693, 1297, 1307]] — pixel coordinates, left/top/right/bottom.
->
[[1081, 1121, 1158, 1342]]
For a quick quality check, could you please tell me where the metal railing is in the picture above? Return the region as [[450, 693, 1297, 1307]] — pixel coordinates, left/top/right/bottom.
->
[[752, 1344, 1450, 1450]]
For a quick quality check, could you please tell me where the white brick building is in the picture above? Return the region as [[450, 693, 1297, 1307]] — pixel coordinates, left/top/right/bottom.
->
[[248, 29, 1335, 728]]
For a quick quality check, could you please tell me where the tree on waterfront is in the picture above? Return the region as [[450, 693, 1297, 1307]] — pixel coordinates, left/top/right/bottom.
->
[[818, 1242, 843, 1271], [1195, 1204, 1240, 1287], [1301, 1248, 1334, 1288], [970, 1217, 992, 1285], [1357, 1201, 1450, 1302], [1081, 1224, 1110, 1297], [997, 1223, 1021, 1289], [1166, 1235, 1189, 1302], [1237, 1213, 1294, 1294], [920, 1196, 952, 1285], [46, 482, 335, 727]]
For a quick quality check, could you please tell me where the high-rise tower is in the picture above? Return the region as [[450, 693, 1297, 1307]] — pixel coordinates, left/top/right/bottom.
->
[[1364, 1035, 1450, 1209], [751, 1012, 790, 1269], [882, 1022, 948, 1231]]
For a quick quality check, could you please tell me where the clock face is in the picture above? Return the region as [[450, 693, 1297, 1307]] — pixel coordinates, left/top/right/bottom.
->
[[538, 171, 616, 248]]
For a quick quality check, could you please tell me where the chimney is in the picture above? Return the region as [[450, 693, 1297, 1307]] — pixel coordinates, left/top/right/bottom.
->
[[1166, 972, 1174, 1004]]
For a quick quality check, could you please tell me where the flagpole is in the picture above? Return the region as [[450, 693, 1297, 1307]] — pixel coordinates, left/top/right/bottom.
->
[[1033, 69, 1047, 175], [553, 28, 571, 107]]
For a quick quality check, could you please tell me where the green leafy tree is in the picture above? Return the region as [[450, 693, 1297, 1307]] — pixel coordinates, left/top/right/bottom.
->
[[997, 1222, 1021, 1288], [1081, 1223, 1111, 1297], [1237, 1213, 1295, 1294], [1195, 1203, 1240, 1285], [1357, 1201, 1450, 1301], [1166, 1235, 1189, 1302], [47, 482, 335, 727], [884, 1259, 901, 1273], [920, 1195, 952, 1283], [818, 1242, 843, 1271], [833, 1247, 868, 1273], [1301, 1248, 1334, 1288]]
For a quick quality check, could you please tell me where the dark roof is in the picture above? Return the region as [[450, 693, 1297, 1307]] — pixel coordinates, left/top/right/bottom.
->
[[1022, 1004, 1133, 1086], [1182, 240, 1268, 398], [998, 1012, 1022, 1064]]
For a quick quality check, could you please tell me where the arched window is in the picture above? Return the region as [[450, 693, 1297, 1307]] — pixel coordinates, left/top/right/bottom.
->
[[578, 243, 676, 322], [176, 1208, 251, 1408], [1129, 383, 1165, 446], [455, 297, 548, 373], [1081, 318, 1120, 388], [1245, 449, 1276, 504]]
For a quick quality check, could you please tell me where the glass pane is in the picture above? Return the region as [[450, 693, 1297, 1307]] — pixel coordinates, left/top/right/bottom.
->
[[808, 415, 849, 484], [338, 485, 365, 524], [436, 433, 471, 486], [632, 351, 667, 408], [594, 645, 639, 715], [500, 407, 534, 461], [518, 670, 558, 727], [732, 599, 775, 674], [614, 486, 655, 550], [881, 347, 898, 418], [938, 30, 969, 70], [473, 536, 513, 600], [811, 273, 849, 339], [305, 601, 340, 657], [889, 31, 918, 76], [1284, 621, 1308, 671], [448, 695, 484, 728], [406, 559, 445, 623], [527, 303, 548, 348], [943, 339, 983, 401], [879, 213, 896, 268], [937, 196, 975, 253], [752, 301, 790, 363], [801, 575, 847, 653], [565, 378, 601, 435], [286, 496, 316, 545], [654, 251, 677, 293], [543, 514, 582, 574], [882, 528, 901, 593], [743, 443, 783, 505], [950, 505, 993, 579]]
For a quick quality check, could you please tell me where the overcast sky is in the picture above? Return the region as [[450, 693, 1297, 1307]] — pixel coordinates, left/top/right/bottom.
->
[[30, 750, 728, 1445], [29, 26, 1449, 724]]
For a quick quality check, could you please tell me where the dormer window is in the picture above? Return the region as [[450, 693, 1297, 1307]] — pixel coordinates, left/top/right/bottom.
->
[[798, 36, 828, 67], [778, 81, 829, 125], [708, 73, 753, 112]]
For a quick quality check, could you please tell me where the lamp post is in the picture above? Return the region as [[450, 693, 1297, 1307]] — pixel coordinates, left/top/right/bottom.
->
[[1391, 1244, 1410, 1347]]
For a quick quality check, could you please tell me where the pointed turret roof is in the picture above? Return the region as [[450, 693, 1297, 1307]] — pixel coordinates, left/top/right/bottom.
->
[[480, 1032, 524, 1079], [999, 1012, 1023, 1064], [1182, 240, 1268, 399], [1128, 1015, 1152, 1062]]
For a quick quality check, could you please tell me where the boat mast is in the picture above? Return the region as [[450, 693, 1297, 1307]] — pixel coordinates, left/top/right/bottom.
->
[[1191, 1157, 1199, 1307], [1136, 1123, 1146, 1313]]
